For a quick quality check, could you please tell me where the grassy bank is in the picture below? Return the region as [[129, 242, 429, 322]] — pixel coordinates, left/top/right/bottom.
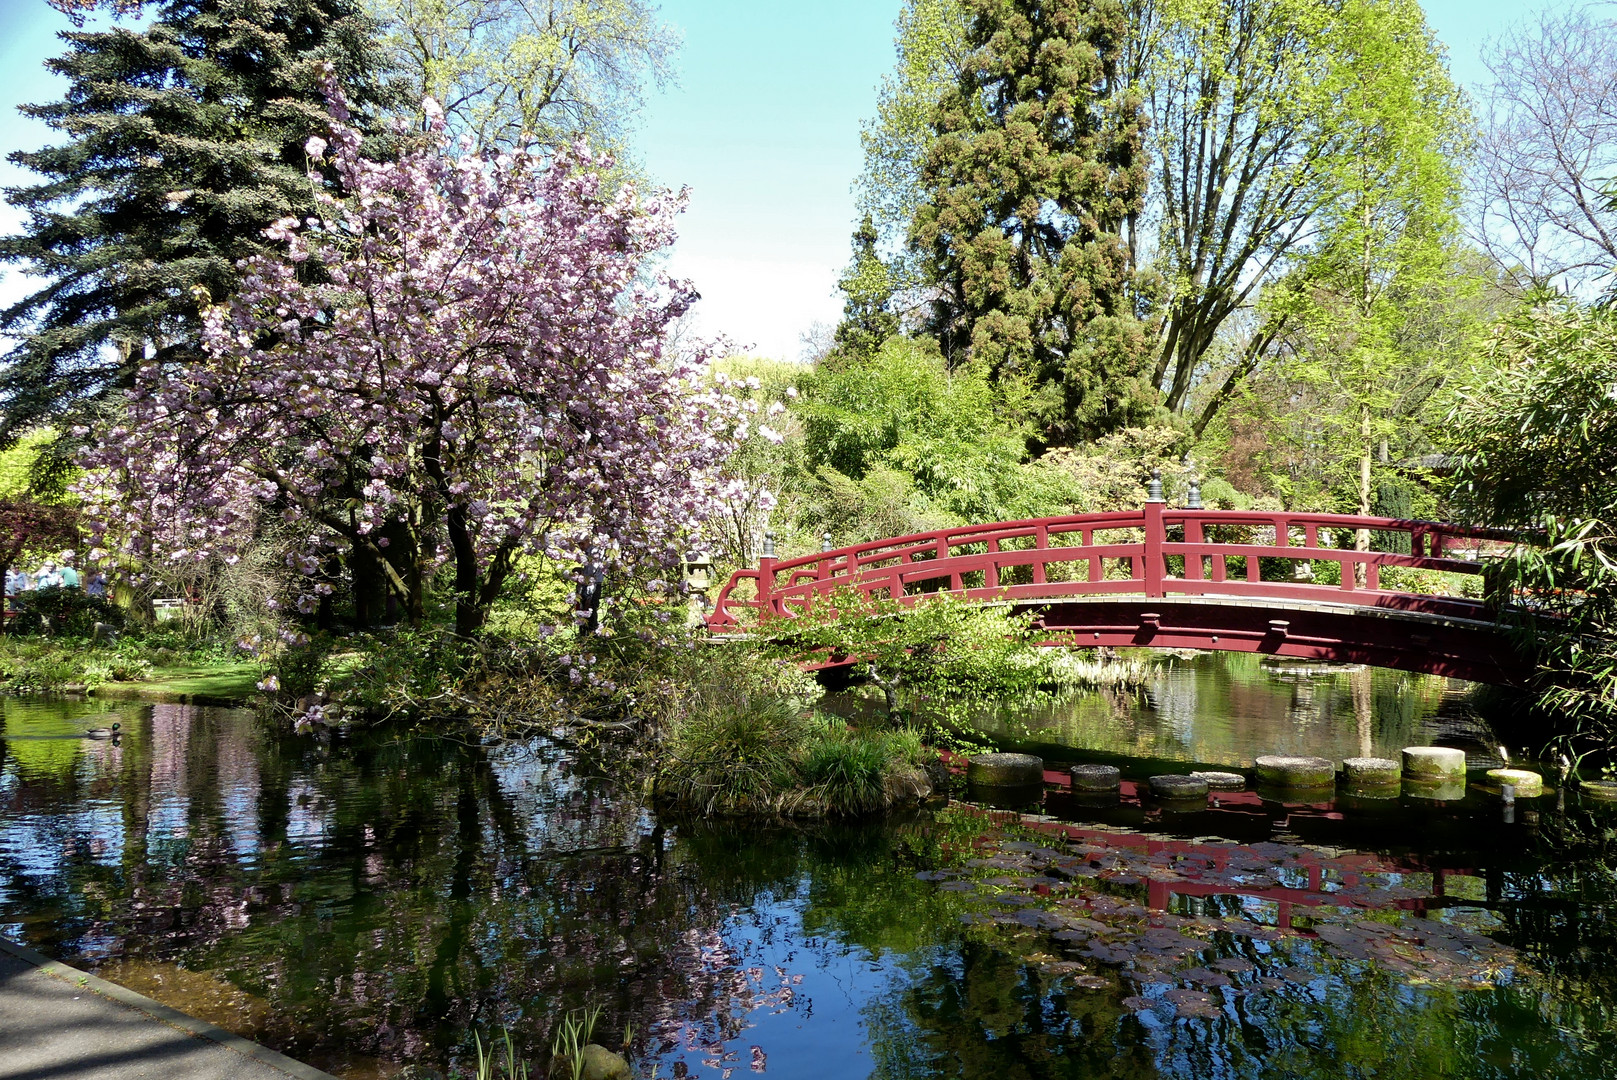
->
[[0, 636, 261, 703]]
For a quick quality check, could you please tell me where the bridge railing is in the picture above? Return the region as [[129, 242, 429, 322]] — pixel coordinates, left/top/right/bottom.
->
[[706, 502, 1521, 631]]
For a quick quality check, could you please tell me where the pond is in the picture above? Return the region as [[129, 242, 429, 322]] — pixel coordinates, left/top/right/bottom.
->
[[1, 655, 1615, 1079]]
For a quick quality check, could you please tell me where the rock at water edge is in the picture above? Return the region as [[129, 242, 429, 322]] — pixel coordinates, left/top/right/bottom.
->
[[579, 1044, 632, 1080]]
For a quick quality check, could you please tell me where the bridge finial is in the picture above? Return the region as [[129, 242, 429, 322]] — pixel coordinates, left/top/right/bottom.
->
[[762, 531, 776, 559], [1185, 476, 1203, 510], [822, 532, 833, 552], [1147, 467, 1164, 504]]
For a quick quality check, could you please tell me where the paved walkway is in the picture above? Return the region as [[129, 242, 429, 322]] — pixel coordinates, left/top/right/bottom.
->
[[0, 939, 338, 1080]]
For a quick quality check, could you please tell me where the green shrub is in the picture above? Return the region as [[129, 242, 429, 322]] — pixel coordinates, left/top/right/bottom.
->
[[9, 586, 124, 637], [272, 633, 335, 699], [660, 692, 808, 815], [799, 726, 927, 815]]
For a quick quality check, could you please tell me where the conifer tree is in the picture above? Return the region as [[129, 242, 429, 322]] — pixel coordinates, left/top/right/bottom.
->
[[0, 0, 393, 439], [831, 214, 900, 362], [909, 0, 1159, 446]]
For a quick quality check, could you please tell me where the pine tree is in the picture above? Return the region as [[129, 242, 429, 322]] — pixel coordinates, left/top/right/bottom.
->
[[910, 0, 1160, 446], [0, 0, 394, 438], [831, 214, 900, 362]]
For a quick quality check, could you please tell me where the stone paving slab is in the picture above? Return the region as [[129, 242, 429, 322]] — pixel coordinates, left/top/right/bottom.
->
[[0, 938, 339, 1080]]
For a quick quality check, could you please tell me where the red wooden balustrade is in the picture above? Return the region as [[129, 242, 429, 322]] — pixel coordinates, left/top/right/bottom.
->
[[706, 502, 1519, 632]]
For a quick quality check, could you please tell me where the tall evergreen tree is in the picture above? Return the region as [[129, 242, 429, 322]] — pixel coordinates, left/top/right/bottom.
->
[[910, 0, 1159, 447], [831, 213, 900, 363], [0, 0, 394, 439]]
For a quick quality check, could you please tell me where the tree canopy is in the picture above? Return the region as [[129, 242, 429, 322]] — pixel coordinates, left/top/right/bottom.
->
[[0, 0, 395, 440], [911, 0, 1160, 446], [79, 83, 744, 637]]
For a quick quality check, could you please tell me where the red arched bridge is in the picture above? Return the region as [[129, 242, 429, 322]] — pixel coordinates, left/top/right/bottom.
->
[[706, 495, 1530, 684]]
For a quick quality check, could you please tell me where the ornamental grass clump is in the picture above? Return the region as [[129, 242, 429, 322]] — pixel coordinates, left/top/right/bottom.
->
[[799, 725, 929, 815], [659, 692, 809, 815], [657, 691, 935, 818]]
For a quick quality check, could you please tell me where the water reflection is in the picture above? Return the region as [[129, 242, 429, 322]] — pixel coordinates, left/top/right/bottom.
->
[[976, 653, 1500, 766], [0, 696, 1613, 1080]]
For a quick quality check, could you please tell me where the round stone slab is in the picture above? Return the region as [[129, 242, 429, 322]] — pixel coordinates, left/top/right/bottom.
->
[[1190, 770, 1247, 791], [1485, 768, 1543, 797], [1148, 774, 1210, 799], [1070, 764, 1122, 791], [966, 753, 1044, 788], [1403, 746, 1466, 780], [1582, 780, 1617, 802], [1341, 757, 1401, 785], [1254, 755, 1335, 788]]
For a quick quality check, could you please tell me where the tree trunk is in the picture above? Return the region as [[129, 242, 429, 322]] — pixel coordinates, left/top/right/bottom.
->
[[446, 504, 486, 638], [868, 666, 901, 723], [1355, 404, 1372, 587]]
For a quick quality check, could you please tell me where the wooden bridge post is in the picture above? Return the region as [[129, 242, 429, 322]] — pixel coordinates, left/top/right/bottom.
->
[[1144, 469, 1165, 598], [757, 531, 776, 621]]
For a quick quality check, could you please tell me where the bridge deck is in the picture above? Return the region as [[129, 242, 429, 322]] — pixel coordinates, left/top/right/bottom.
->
[[706, 503, 1532, 684]]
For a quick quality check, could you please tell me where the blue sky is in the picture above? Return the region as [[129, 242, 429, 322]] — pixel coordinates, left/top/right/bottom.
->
[[0, 0, 1568, 361]]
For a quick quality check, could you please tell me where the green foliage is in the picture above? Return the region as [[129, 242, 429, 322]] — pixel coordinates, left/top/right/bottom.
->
[[792, 337, 1086, 544], [1449, 298, 1617, 527], [657, 689, 933, 819], [324, 628, 479, 720], [1448, 298, 1617, 755], [759, 589, 1045, 746], [660, 691, 811, 815], [471, 1027, 531, 1080], [371, 0, 676, 150], [273, 632, 338, 700], [799, 726, 928, 815], [832, 214, 901, 361], [857, 0, 973, 298], [9, 586, 122, 638], [911, 0, 1160, 445]]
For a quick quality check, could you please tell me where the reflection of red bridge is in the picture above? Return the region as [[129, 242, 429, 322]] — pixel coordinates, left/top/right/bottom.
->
[[708, 496, 1531, 684], [997, 802, 1482, 929]]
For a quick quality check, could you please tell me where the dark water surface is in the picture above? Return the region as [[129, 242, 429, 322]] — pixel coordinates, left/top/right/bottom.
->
[[2, 656, 1615, 1079]]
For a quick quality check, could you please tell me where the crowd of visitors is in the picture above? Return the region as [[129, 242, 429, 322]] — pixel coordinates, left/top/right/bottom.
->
[[4, 551, 107, 605]]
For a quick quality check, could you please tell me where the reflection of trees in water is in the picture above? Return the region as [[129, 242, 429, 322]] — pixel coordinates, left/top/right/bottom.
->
[[994, 654, 1490, 766], [4, 703, 1615, 1078], [0, 707, 840, 1073]]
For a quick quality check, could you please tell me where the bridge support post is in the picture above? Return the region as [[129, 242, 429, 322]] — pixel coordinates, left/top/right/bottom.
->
[[758, 531, 776, 621], [1144, 470, 1165, 598]]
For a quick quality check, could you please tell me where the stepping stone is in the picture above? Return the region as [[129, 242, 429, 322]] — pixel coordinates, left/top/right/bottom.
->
[[1582, 780, 1617, 802], [1254, 755, 1335, 788], [1484, 768, 1543, 797], [1070, 764, 1121, 791], [966, 753, 1044, 787], [1341, 757, 1400, 785], [1403, 746, 1467, 780], [1147, 774, 1209, 799], [1190, 770, 1246, 791], [1403, 778, 1466, 801]]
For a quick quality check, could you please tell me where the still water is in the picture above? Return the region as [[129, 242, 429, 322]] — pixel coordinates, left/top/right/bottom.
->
[[1, 655, 1614, 1079]]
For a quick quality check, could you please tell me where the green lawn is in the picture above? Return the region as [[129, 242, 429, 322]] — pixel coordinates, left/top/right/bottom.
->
[[91, 662, 261, 705]]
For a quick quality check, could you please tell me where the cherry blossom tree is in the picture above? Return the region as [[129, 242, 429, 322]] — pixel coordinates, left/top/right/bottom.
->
[[80, 79, 743, 636]]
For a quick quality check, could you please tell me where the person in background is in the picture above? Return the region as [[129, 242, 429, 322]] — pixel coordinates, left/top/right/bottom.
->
[[35, 561, 62, 589], [85, 570, 107, 598], [57, 551, 79, 589]]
